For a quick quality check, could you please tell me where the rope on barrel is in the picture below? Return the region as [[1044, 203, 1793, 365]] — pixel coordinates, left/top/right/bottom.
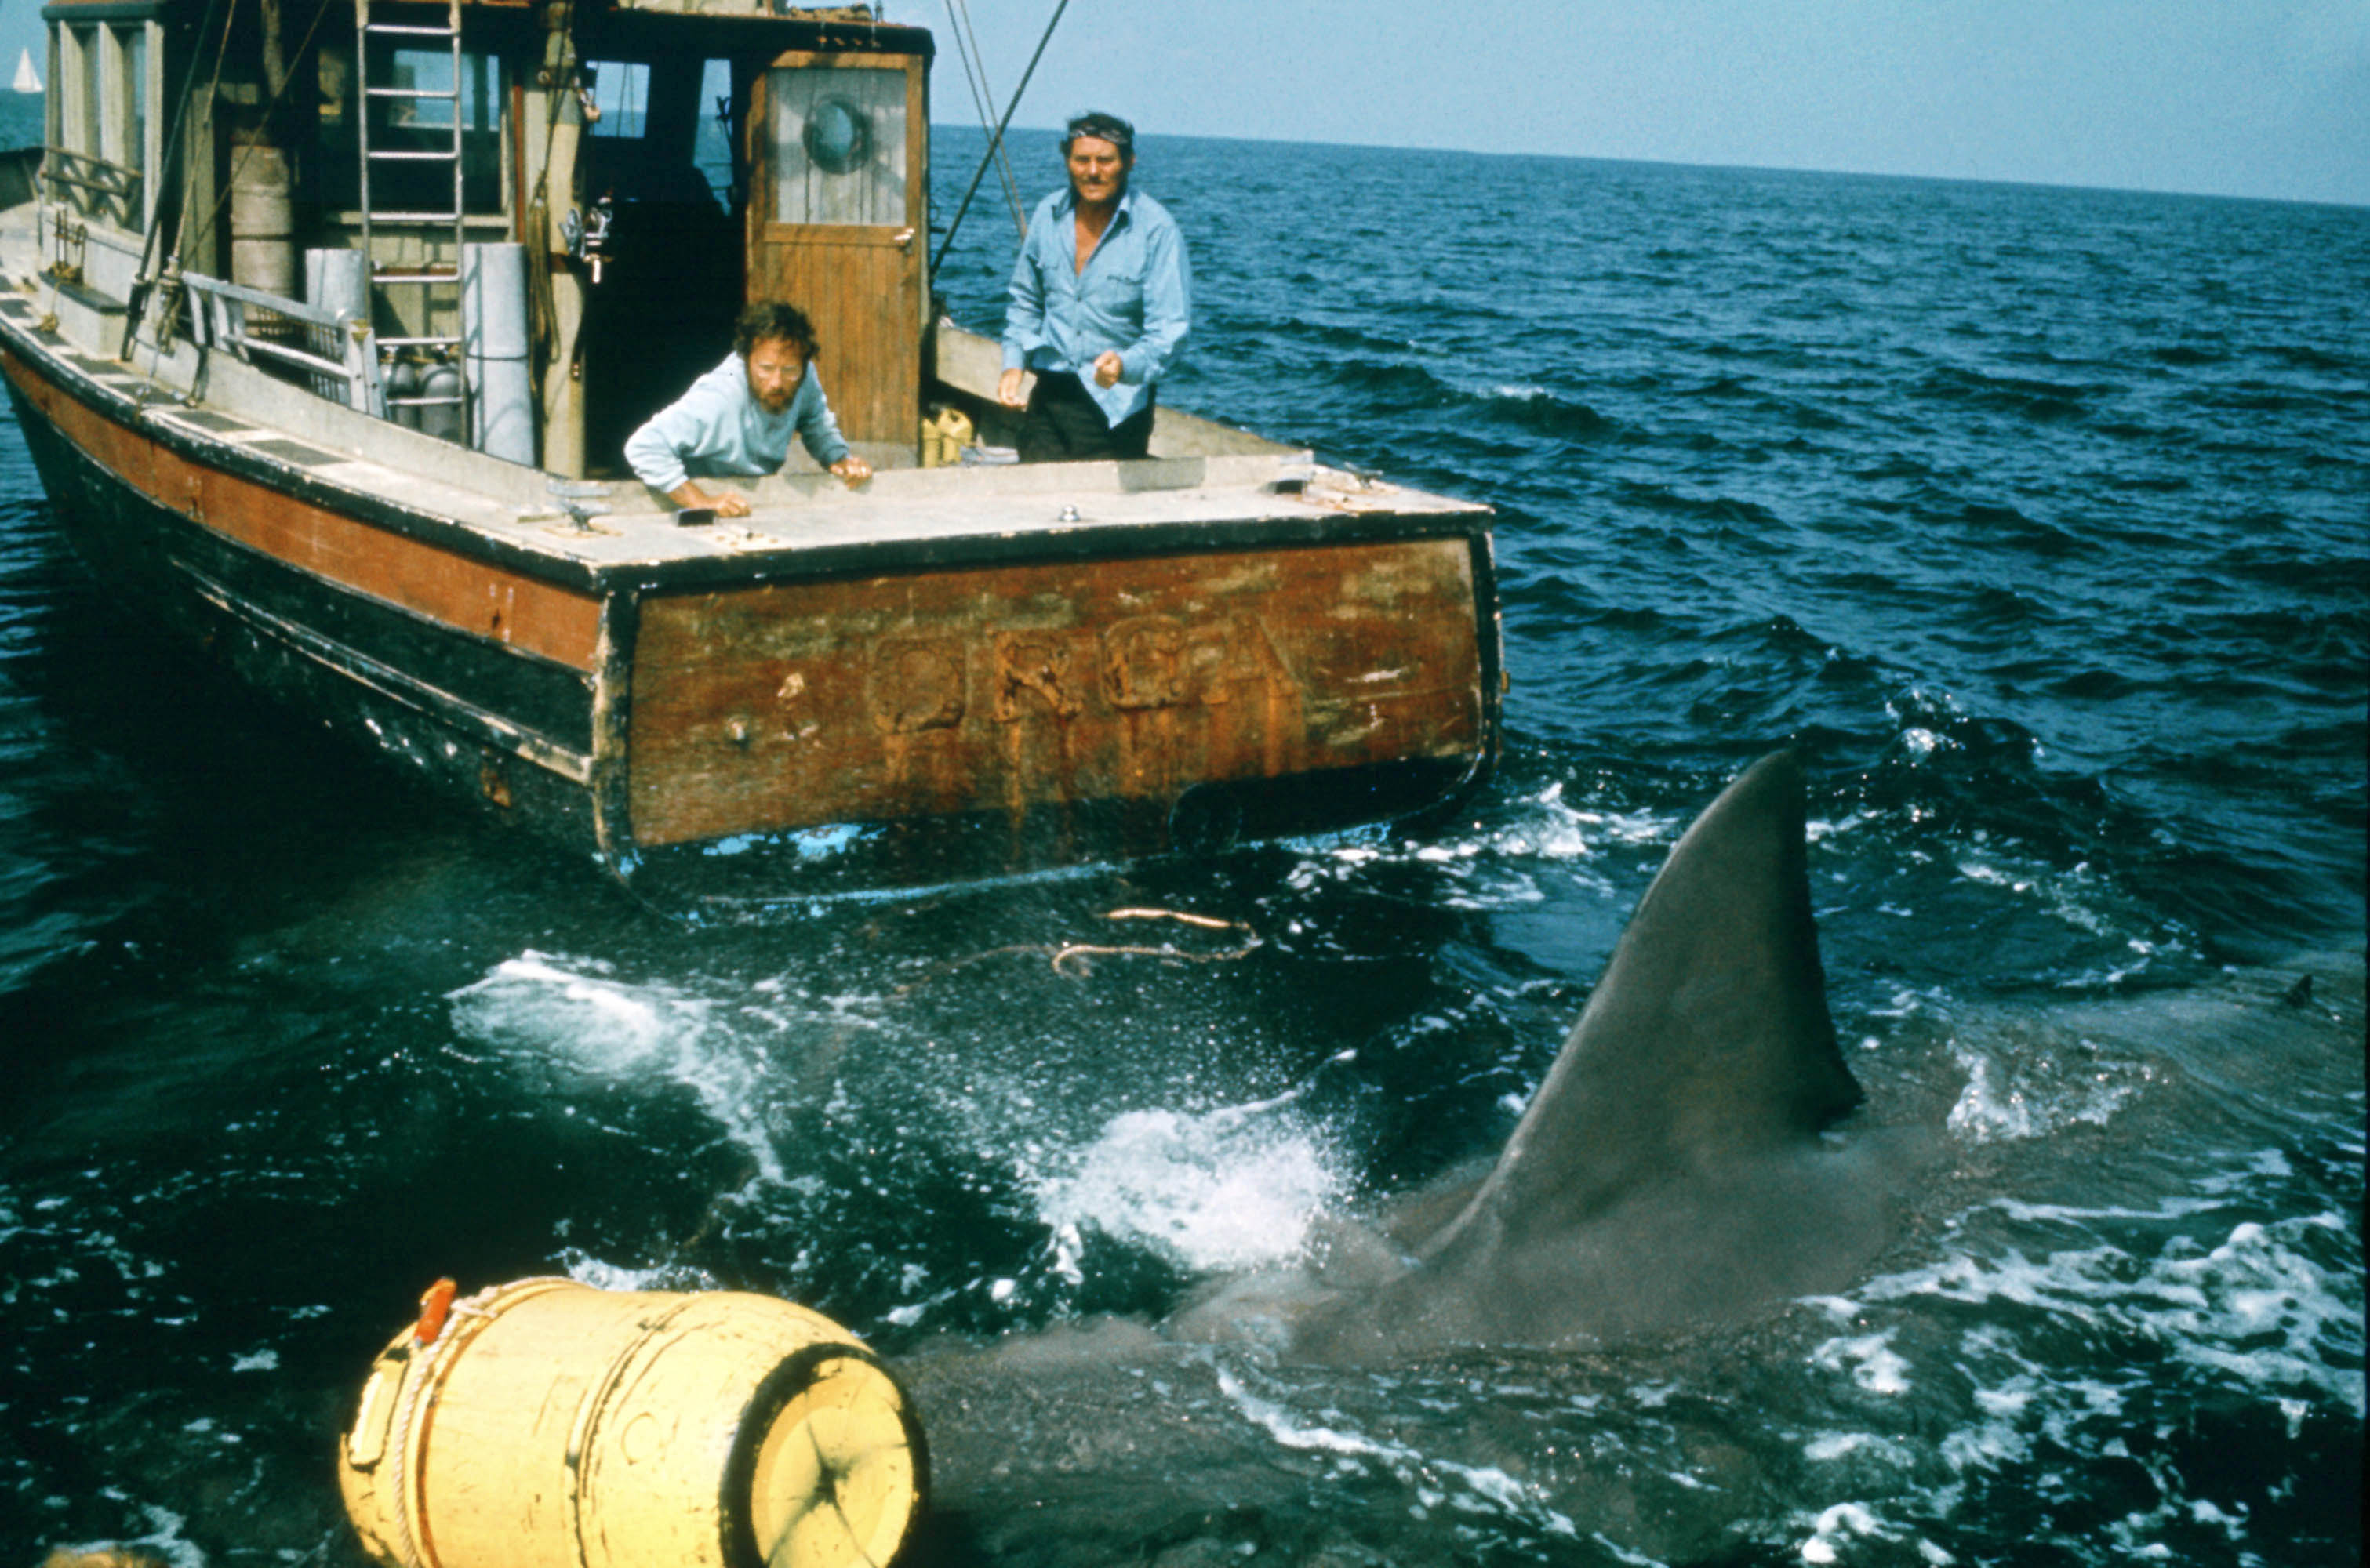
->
[[378, 1278, 564, 1568]]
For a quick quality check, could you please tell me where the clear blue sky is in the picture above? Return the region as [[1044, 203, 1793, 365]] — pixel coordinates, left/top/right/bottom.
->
[[908, 0, 2368, 207], [4, 1, 2361, 205]]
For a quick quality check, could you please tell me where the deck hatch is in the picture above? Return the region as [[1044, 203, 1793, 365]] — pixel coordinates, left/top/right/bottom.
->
[[249, 437, 348, 468], [169, 408, 254, 434]]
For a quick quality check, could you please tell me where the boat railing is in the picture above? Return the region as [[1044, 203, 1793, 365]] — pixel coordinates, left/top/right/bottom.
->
[[39, 147, 143, 233], [177, 270, 386, 416]]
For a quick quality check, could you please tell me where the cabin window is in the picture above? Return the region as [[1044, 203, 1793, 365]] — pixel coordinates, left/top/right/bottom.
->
[[586, 60, 650, 139], [765, 65, 903, 226], [313, 46, 506, 216], [118, 27, 147, 176], [45, 22, 151, 230], [579, 56, 735, 212], [692, 58, 734, 207], [76, 28, 102, 159]]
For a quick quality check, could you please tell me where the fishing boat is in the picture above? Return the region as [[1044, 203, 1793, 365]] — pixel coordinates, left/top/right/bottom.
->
[[0, 0, 1499, 897]]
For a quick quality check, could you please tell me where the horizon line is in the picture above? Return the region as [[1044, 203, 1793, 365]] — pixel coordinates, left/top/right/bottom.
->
[[931, 120, 2370, 215]]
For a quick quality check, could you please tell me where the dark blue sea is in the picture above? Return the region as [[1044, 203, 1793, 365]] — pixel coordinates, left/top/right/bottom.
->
[[4, 107, 2365, 1566]]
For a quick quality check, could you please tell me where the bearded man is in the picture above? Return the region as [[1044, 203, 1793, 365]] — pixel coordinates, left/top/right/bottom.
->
[[626, 301, 871, 515]]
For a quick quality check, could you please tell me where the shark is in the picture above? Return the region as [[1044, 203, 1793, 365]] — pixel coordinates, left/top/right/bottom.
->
[[1312, 745, 1929, 1354], [1003, 748, 1934, 1361], [900, 750, 1949, 1561]]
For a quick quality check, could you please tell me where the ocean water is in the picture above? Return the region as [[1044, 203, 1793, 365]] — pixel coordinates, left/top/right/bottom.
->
[[2, 112, 2365, 1566]]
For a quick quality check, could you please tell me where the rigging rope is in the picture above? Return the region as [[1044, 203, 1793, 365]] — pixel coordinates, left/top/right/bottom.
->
[[173, 0, 338, 292], [521, 0, 581, 376], [930, 0, 1070, 280], [118, 0, 236, 357], [943, 0, 1024, 240]]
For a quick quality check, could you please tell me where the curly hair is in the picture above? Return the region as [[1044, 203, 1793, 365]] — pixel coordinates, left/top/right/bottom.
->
[[733, 302, 820, 361]]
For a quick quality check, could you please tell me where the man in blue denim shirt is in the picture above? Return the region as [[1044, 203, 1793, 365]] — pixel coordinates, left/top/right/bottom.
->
[[997, 111, 1191, 462]]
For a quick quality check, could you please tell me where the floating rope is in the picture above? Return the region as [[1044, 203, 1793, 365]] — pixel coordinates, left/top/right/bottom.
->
[[891, 906, 1260, 996], [118, 0, 235, 358], [176, 0, 342, 285]]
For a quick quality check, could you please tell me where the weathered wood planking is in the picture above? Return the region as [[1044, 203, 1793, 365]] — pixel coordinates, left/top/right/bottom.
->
[[626, 536, 1484, 846]]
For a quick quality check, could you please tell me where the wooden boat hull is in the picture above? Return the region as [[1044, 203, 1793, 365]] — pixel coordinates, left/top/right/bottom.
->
[[2, 332, 608, 833], [2, 317, 1499, 895]]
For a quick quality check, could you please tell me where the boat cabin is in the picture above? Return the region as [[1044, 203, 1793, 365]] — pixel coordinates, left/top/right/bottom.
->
[[36, 0, 933, 473]]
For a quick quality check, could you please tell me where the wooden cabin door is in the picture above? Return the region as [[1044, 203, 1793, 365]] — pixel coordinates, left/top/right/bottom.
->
[[749, 52, 926, 452]]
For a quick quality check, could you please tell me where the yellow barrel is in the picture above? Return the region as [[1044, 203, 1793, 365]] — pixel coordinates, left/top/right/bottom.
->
[[339, 1278, 925, 1568]]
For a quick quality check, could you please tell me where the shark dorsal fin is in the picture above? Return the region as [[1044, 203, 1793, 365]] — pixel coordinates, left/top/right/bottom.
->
[[1423, 750, 1860, 1258]]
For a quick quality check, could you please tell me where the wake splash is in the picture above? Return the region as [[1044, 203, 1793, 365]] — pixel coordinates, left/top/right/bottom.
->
[[1032, 1095, 1350, 1276], [442, 948, 1356, 1325], [446, 950, 808, 1187]]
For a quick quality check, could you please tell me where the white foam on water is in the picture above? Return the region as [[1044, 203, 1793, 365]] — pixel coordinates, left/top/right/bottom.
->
[[57, 1498, 209, 1568], [1805, 1432, 1917, 1467], [1590, 1532, 1667, 1566], [1944, 1036, 2139, 1142], [1469, 780, 1662, 861], [1281, 782, 1670, 905], [1796, 1500, 1892, 1563], [448, 950, 788, 1185], [1032, 1098, 1347, 1272], [1794, 1502, 1956, 1566], [2195, 1146, 2294, 1192], [1852, 1208, 2365, 1415], [558, 1250, 718, 1294], [1952, 855, 2128, 944], [1809, 1330, 1914, 1395], [1937, 1410, 2031, 1475], [1214, 1364, 1579, 1539]]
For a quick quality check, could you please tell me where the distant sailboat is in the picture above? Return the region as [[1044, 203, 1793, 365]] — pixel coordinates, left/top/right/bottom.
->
[[11, 49, 40, 93]]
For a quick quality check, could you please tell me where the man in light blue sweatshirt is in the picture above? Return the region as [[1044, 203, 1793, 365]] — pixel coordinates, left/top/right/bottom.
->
[[624, 302, 871, 516]]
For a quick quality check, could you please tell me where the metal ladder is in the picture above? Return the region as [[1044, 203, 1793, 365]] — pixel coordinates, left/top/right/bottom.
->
[[356, 0, 468, 434]]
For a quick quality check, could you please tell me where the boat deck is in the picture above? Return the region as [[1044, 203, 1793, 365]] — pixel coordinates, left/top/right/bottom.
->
[[0, 204, 1486, 597]]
